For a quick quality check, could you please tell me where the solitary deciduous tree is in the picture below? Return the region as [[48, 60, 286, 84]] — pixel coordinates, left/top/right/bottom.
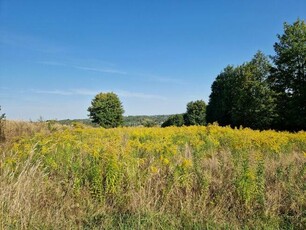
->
[[88, 92, 124, 128]]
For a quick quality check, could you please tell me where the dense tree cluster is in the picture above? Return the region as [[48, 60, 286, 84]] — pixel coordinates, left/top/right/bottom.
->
[[161, 114, 184, 127], [162, 100, 206, 127], [207, 19, 305, 131], [206, 52, 277, 130], [269, 19, 306, 130]]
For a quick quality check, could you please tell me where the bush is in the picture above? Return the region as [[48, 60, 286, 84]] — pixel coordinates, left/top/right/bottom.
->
[[161, 114, 184, 127], [141, 118, 157, 127]]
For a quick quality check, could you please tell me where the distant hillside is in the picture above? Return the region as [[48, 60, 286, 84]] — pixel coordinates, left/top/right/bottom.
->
[[56, 119, 91, 126], [124, 115, 170, 127], [57, 115, 171, 127]]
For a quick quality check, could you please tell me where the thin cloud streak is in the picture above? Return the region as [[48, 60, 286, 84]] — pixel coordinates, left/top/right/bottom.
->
[[0, 31, 65, 53], [37, 61, 66, 66], [74, 66, 127, 75], [117, 90, 166, 100], [32, 89, 74, 96], [32, 89, 167, 100], [36, 60, 184, 84], [36, 61, 127, 75], [128, 72, 185, 85]]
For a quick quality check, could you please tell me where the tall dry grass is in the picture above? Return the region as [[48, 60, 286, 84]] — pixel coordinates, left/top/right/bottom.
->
[[0, 120, 63, 144], [0, 124, 305, 229], [0, 150, 81, 229]]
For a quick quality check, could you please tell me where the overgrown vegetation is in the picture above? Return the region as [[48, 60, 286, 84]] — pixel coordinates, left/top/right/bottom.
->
[[1, 124, 305, 229]]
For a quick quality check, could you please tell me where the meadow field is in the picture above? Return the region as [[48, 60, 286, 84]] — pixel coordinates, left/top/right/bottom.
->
[[0, 121, 305, 229]]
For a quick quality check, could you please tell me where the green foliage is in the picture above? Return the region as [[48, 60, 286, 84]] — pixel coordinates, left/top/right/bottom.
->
[[184, 100, 207, 126], [161, 114, 184, 127], [207, 19, 306, 131], [235, 157, 255, 206], [57, 119, 97, 127], [141, 118, 158, 127], [207, 52, 277, 130], [124, 115, 170, 127], [255, 158, 265, 208], [58, 115, 170, 127], [206, 66, 238, 126], [162, 100, 207, 128], [0, 106, 5, 120], [88, 92, 124, 128], [0, 106, 6, 142], [269, 19, 306, 131], [231, 52, 277, 129]]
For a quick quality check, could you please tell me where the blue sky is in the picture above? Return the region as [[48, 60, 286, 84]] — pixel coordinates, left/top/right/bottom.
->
[[0, 0, 305, 120]]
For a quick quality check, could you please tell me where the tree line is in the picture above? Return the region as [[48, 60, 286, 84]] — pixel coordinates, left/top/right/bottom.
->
[[161, 100, 206, 127], [207, 19, 305, 131], [163, 19, 305, 130], [87, 93, 207, 128], [88, 19, 305, 131]]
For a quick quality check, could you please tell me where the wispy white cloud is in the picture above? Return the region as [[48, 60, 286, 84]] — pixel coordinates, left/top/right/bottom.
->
[[116, 90, 166, 100], [0, 31, 65, 53], [36, 61, 127, 75], [36, 60, 184, 84], [74, 66, 127, 75], [32, 88, 166, 100], [123, 72, 185, 85], [37, 61, 66, 66], [32, 89, 74, 96], [71, 89, 99, 96]]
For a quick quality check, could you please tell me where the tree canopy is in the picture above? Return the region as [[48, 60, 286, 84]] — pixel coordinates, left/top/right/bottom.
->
[[184, 100, 207, 126], [88, 92, 124, 128], [206, 65, 238, 126], [269, 19, 306, 130], [207, 51, 277, 130], [161, 100, 207, 128], [161, 114, 184, 127]]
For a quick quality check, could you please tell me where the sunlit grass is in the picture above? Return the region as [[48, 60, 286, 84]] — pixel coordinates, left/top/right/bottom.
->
[[1, 124, 305, 229]]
